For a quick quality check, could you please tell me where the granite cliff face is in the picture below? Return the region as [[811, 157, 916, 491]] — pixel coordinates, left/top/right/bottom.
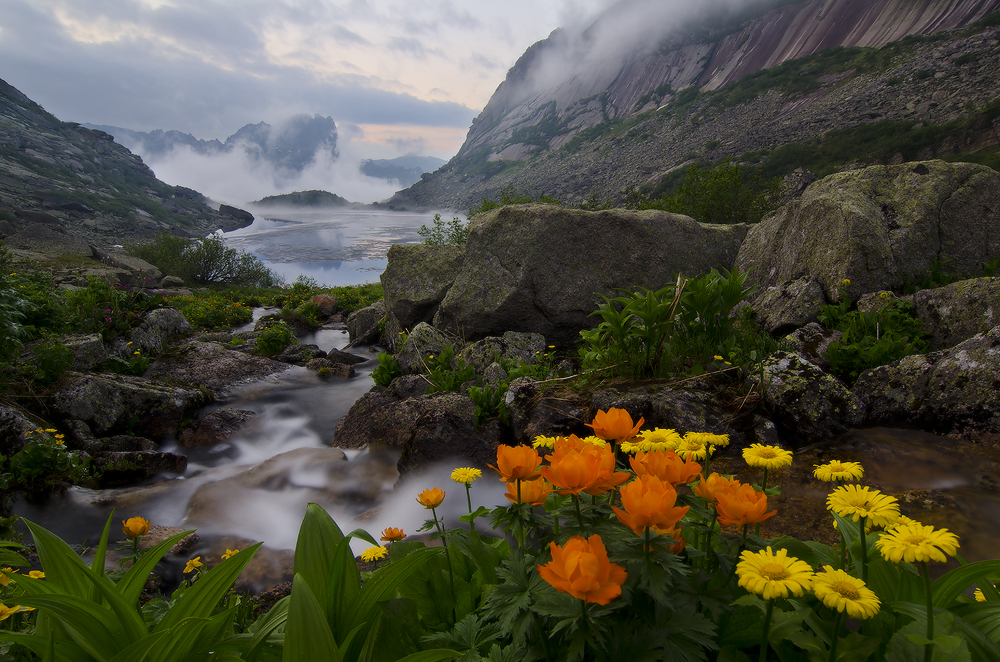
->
[[0, 78, 248, 248], [388, 0, 1000, 211]]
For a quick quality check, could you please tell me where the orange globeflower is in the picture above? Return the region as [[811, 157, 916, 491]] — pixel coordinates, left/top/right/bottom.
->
[[380, 527, 406, 542], [692, 473, 742, 503], [716, 483, 777, 527], [587, 408, 644, 443], [537, 534, 627, 605], [491, 444, 542, 482], [505, 478, 552, 505], [611, 474, 690, 536], [630, 449, 702, 486], [541, 440, 629, 496], [416, 487, 445, 509], [122, 516, 151, 539], [660, 525, 687, 554]]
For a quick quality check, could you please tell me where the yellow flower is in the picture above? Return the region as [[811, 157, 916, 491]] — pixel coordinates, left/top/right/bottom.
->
[[743, 444, 793, 469], [737, 547, 814, 600], [134, 351, 141, 356], [44, 428, 56, 433], [532, 435, 558, 450], [183, 557, 203, 573], [360, 546, 388, 563], [974, 586, 997, 602], [221, 549, 240, 561], [826, 485, 900, 528], [675, 437, 708, 461], [684, 431, 730, 448], [841, 278, 851, 287], [122, 517, 151, 539], [451, 467, 482, 484], [0, 568, 12, 587], [0, 604, 22, 622], [876, 522, 960, 564], [813, 566, 880, 619], [26, 571, 44, 579], [813, 460, 864, 482], [631, 428, 682, 452]]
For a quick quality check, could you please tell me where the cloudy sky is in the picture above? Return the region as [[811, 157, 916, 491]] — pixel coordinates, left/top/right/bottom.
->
[[0, 0, 615, 160]]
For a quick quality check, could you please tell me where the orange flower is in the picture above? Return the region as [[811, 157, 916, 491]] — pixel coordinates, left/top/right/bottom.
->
[[537, 534, 627, 605], [692, 473, 742, 503], [587, 408, 644, 443], [505, 478, 552, 505], [415, 487, 445, 509], [491, 444, 542, 482], [380, 527, 406, 542], [630, 450, 702, 486], [659, 525, 687, 554], [122, 516, 151, 539], [541, 440, 629, 496], [611, 474, 690, 535], [716, 483, 777, 527]]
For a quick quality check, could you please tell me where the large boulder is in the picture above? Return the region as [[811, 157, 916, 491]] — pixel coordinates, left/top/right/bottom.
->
[[432, 205, 748, 344], [51, 373, 210, 437], [143, 340, 291, 397], [178, 408, 256, 448], [381, 245, 465, 346], [346, 299, 386, 346], [115, 308, 191, 357], [853, 325, 1000, 440], [737, 161, 1000, 311], [905, 277, 1000, 351]]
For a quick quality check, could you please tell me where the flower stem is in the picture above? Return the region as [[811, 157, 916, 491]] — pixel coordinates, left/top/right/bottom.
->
[[921, 561, 934, 662], [465, 484, 475, 533], [759, 598, 775, 662], [859, 516, 868, 583], [516, 480, 525, 550], [755, 468, 769, 537], [574, 494, 585, 529], [828, 610, 845, 662]]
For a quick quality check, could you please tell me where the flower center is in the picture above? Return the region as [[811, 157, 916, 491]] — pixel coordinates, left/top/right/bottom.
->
[[759, 562, 790, 581], [757, 449, 777, 459], [831, 580, 861, 600], [902, 534, 927, 545]]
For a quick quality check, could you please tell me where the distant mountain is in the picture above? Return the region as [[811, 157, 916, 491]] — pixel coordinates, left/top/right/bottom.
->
[[0, 77, 247, 247], [359, 155, 446, 187], [85, 114, 339, 174], [251, 190, 351, 207], [388, 0, 1000, 210]]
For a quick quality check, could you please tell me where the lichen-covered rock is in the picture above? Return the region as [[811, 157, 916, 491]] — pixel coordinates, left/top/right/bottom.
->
[[52, 373, 210, 437], [117, 308, 192, 357], [273, 343, 325, 366], [325, 348, 368, 366], [381, 244, 465, 345], [905, 277, 1000, 351], [178, 408, 255, 448], [143, 340, 290, 397], [0, 404, 39, 457], [592, 383, 740, 439], [434, 204, 747, 344], [748, 278, 827, 334], [752, 351, 864, 446], [395, 322, 457, 375], [91, 450, 187, 487], [457, 331, 546, 373], [853, 325, 1000, 439], [346, 299, 386, 347], [736, 161, 1000, 306], [781, 322, 842, 372], [507, 379, 591, 445], [62, 333, 108, 371]]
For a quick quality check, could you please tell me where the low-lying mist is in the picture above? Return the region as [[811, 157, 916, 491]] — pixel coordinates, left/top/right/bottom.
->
[[144, 138, 405, 208]]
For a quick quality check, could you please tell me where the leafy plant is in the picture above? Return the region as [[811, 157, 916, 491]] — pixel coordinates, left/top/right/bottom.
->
[[419, 213, 469, 245], [425, 347, 476, 393], [5, 429, 89, 495], [372, 351, 402, 387], [129, 232, 282, 287], [255, 321, 296, 356]]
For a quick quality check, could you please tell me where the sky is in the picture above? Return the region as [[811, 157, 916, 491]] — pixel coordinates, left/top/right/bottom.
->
[[0, 0, 616, 161]]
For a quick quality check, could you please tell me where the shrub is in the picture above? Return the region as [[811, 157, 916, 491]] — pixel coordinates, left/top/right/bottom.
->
[[255, 321, 295, 356], [419, 213, 469, 245], [167, 292, 253, 330], [129, 233, 282, 287], [372, 351, 401, 387]]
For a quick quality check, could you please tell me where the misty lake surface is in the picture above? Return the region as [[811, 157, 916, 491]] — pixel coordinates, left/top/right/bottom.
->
[[222, 207, 447, 286]]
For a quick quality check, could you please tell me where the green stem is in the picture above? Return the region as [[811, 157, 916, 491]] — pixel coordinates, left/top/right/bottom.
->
[[828, 610, 845, 662], [465, 484, 475, 532], [533, 612, 554, 662], [760, 598, 775, 662], [860, 516, 868, 583], [575, 494, 585, 530], [705, 507, 717, 570], [516, 480, 525, 550], [755, 468, 769, 537], [432, 508, 447, 549], [921, 561, 934, 662], [644, 527, 651, 572]]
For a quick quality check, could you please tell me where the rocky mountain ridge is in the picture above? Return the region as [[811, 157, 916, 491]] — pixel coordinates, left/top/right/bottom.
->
[[0, 78, 249, 248], [388, 0, 1000, 211]]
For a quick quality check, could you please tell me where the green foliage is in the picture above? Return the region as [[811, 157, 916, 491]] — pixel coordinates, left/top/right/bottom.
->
[[4, 429, 89, 496], [63, 277, 164, 342], [955, 53, 978, 66], [579, 268, 769, 378], [577, 191, 613, 211], [635, 159, 782, 224], [425, 347, 476, 393], [819, 295, 930, 384], [27, 338, 75, 385], [467, 185, 561, 218], [104, 345, 152, 376], [167, 291, 254, 330], [0, 264, 31, 361], [129, 232, 282, 287], [372, 351, 402, 387], [256, 321, 296, 356], [419, 213, 469, 245]]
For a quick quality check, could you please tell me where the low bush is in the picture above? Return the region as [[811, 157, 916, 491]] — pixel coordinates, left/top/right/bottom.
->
[[255, 321, 295, 356], [419, 213, 469, 245], [129, 233, 282, 287]]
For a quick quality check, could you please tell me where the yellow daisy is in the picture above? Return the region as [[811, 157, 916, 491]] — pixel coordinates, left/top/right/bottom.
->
[[813, 566, 880, 619], [826, 485, 900, 529], [675, 437, 708, 461], [876, 522, 960, 564], [532, 435, 558, 450], [743, 444, 793, 470], [736, 547, 814, 600], [637, 428, 682, 452], [450, 467, 482, 484], [183, 557, 203, 574], [580, 435, 608, 448], [685, 432, 729, 448], [360, 546, 388, 563], [813, 460, 864, 482]]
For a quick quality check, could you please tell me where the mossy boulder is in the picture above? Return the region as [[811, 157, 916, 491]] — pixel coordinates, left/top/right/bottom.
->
[[432, 204, 747, 344], [906, 277, 1000, 351], [737, 161, 1000, 306], [380, 244, 465, 345]]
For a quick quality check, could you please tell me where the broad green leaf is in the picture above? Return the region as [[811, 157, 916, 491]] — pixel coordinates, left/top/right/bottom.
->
[[449, 532, 500, 585], [155, 542, 262, 632], [239, 596, 289, 662], [283, 573, 340, 662], [0, 633, 92, 662], [347, 547, 444, 635], [13, 593, 126, 661], [118, 529, 194, 608], [292, 503, 345, 609], [345, 527, 379, 547], [23, 519, 97, 599], [90, 512, 114, 604], [895, 601, 1000, 662], [395, 652, 461, 662], [326, 537, 361, 642], [933, 561, 1000, 608]]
